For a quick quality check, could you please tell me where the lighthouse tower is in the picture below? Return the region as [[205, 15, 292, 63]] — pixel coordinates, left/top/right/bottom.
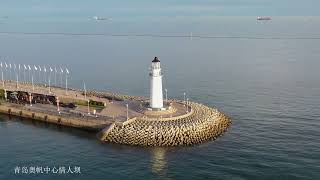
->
[[149, 57, 164, 110]]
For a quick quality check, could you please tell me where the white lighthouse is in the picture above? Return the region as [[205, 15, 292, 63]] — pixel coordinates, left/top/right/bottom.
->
[[149, 57, 164, 110]]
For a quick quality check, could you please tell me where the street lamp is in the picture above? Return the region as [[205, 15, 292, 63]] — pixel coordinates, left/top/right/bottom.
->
[[65, 68, 69, 95], [83, 82, 87, 100], [186, 98, 189, 112], [56, 97, 60, 112], [87, 99, 90, 115], [183, 92, 186, 105], [165, 89, 168, 102], [126, 103, 129, 120], [29, 93, 33, 107]]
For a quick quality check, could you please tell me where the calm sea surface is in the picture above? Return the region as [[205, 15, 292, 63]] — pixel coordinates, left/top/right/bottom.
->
[[0, 16, 320, 180]]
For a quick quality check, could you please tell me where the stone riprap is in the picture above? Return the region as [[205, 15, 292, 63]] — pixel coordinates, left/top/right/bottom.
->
[[100, 102, 231, 146]]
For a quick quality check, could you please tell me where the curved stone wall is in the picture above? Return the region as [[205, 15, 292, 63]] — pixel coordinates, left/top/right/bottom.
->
[[101, 102, 231, 146]]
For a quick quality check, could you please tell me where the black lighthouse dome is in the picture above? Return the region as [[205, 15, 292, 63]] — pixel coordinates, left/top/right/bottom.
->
[[152, 57, 160, 63]]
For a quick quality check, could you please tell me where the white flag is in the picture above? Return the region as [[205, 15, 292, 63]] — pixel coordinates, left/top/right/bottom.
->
[[54, 67, 57, 73], [5, 62, 7, 68], [60, 67, 63, 73], [28, 65, 31, 70], [44, 66, 46, 72], [9, 63, 11, 69], [38, 65, 41, 71], [24, 64, 27, 70], [19, 64, 21, 70], [0, 62, 2, 68], [65, 68, 69, 74], [34, 65, 37, 71], [50, 67, 53, 72]]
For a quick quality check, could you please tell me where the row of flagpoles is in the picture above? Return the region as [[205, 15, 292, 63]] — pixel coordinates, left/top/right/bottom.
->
[[0, 61, 70, 94]]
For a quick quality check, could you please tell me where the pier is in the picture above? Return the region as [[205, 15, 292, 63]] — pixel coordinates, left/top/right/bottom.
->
[[0, 58, 231, 146], [0, 80, 231, 146]]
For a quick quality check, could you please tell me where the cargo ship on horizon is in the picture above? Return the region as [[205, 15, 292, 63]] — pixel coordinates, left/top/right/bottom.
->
[[257, 16, 272, 21]]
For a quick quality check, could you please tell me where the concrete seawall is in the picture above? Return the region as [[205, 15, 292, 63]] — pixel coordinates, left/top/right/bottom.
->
[[0, 100, 231, 146], [100, 102, 231, 146], [0, 104, 111, 131]]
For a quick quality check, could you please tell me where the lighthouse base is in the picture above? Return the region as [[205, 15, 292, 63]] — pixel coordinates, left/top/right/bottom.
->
[[147, 107, 167, 111], [147, 101, 173, 111]]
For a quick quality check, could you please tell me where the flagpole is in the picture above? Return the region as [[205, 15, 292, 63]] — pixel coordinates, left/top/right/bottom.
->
[[28, 66, 31, 83], [60, 71, 62, 87], [4, 62, 7, 82], [33, 65, 36, 83], [5, 63, 8, 82], [44, 66, 47, 85], [33, 66, 35, 83], [18, 64, 20, 85], [13, 64, 15, 87], [65, 73, 68, 95], [54, 66, 57, 86], [13, 64, 16, 82], [38, 66, 41, 84], [1, 70, 4, 87], [32, 75, 34, 92], [60, 68, 63, 87], [23, 65, 25, 83], [0, 62, 3, 87], [16, 73, 19, 89], [65, 68, 69, 95], [10, 64, 12, 81], [43, 67, 45, 85], [48, 75, 51, 93], [49, 66, 53, 92], [5, 65, 7, 82], [9, 64, 11, 81]]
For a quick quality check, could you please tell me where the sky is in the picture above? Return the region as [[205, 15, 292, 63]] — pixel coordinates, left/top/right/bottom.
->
[[0, 0, 319, 19]]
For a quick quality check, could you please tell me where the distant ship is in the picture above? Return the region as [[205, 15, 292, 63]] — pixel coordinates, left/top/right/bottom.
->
[[93, 16, 112, 21], [257, 16, 271, 21]]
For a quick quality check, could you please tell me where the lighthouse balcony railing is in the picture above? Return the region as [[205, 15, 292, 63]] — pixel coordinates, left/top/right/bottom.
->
[[149, 72, 163, 76]]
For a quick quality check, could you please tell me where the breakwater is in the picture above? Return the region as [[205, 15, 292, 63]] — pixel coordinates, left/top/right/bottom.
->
[[0, 81, 231, 146], [99, 102, 231, 146]]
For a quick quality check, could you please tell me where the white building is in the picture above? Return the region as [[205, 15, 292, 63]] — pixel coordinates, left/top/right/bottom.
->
[[149, 57, 164, 110]]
